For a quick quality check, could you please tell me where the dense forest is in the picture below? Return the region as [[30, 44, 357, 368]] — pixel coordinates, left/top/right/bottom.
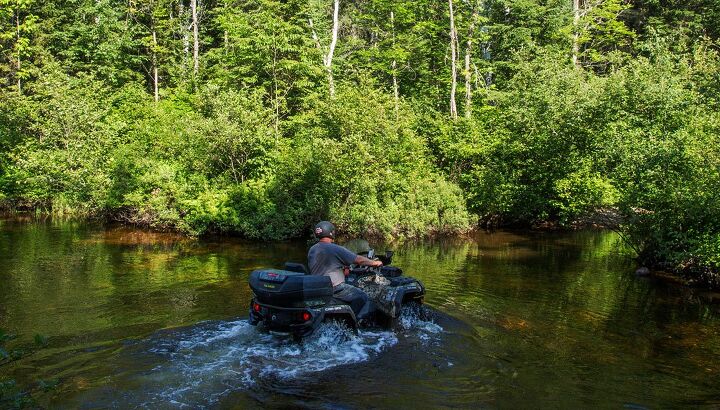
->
[[0, 0, 719, 285]]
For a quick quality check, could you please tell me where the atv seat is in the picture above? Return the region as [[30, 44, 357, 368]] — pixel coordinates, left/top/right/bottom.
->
[[284, 262, 309, 274]]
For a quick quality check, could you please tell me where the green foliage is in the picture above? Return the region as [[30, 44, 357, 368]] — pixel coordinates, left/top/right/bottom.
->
[[309, 84, 473, 238], [1, 64, 472, 239], [422, 38, 720, 285], [0, 0, 41, 89], [1, 0, 720, 281], [551, 164, 619, 223], [230, 83, 475, 239], [628, 0, 720, 40], [110, 86, 280, 234], [206, 0, 319, 119], [42, 0, 144, 86], [593, 45, 720, 285], [576, 0, 636, 69], [431, 52, 618, 225], [5, 65, 124, 211]]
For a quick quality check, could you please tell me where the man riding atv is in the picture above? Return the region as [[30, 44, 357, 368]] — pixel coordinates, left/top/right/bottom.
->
[[308, 221, 382, 324], [248, 223, 425, 340]]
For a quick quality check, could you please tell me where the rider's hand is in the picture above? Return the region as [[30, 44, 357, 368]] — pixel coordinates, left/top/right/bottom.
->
[[372, 260, 383, 267]]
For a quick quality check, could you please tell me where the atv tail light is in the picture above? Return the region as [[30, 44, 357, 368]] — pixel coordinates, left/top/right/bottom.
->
[[252, 302, 261, 312], [301, 311, 312, 322]]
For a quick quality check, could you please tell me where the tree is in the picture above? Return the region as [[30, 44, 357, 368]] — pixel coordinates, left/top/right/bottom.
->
[[207, 0, 319, 134], [132, 0, 176, 101], [309, 0, 340, 97], [0, 0, 39, 92], [573, 0, 635, 69], [627, 0, 720, 41], [390, 10, 399, 117], [191, 0, 199, 77], [573, 0, 580, 66], [38, 0, 143, 86], [463, 0, 486, 118], [448, 0, 459, 119]]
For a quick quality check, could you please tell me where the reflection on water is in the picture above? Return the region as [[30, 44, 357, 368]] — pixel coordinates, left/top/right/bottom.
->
[[1, 216, 719, 408]]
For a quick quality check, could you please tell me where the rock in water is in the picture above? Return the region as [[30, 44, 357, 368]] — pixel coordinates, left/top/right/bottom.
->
[[635, 267, 650, 276]]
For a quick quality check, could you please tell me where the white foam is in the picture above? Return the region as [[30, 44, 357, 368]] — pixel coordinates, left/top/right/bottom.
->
[[137, 306, 442, 407]]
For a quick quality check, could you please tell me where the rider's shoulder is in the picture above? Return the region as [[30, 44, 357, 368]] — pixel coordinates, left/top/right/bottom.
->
[[310, 241, 338, 249], [323, 242, 351, 253]]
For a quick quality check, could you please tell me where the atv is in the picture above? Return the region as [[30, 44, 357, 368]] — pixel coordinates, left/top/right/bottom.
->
[[248, 249, 425, 341]]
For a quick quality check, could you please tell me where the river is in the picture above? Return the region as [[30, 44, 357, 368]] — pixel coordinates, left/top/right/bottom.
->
[[0, 216, 719, 408]]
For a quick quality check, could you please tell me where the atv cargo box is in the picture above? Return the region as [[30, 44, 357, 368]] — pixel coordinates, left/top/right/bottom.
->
[[249, 269, 333, 308]]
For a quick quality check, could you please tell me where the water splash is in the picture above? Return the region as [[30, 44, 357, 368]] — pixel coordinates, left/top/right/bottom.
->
[[129, 306, 442, 407]]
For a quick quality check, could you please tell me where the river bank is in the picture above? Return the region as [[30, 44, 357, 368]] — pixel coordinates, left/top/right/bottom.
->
[[2, 207, 718, 293]]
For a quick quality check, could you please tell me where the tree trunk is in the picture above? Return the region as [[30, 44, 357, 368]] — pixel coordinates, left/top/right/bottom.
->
[[223, 1, 229, 53], [16, 9, 21, 93], [326, 0, 339, 97], [391, 11, 399, 118], [191, 0, 199, 77], [272, 42, 279, 139], [308, 0, 340, 98], [179, 1, 189, 74], [448, 0, 458, 120], [153, 29, 159, 102], [464, 4, 480, 119], [572, 0, 580, 67]]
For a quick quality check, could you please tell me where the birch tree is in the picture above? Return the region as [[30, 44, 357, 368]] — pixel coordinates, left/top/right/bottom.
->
[[309, 0, 340, 97], [132, 0, 175, 102], [463, 1, 483, 119], [179, 0, 190, 75], [572, 0, 580, 67], [209, 0, 315, 136], [448, 0, 458, 119], [191, 0, 199, 77], [390, 10, 399, 118], [152, 29, 159, 101]]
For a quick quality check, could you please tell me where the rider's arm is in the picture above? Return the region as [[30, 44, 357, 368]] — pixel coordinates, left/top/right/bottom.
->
[[354, 254, 383, 267]]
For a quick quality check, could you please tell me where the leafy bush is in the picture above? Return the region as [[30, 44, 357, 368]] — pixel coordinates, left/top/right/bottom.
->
[[244, 83, 475, 239], [417, 42, 720, 285], [4, 67, 125, 212], [1, 71, 473, 239], [596, 46, 720, 285], [428, 52, 619, 225]]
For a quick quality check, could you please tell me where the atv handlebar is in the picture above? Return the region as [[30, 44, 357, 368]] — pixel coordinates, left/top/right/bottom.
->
[[348, 264, 382, 277], [377, 252, 393, 266]]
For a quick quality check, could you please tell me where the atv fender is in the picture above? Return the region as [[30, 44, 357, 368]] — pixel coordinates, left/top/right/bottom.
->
[[390, 282, 425, 317], [320, 304, 358, 329]]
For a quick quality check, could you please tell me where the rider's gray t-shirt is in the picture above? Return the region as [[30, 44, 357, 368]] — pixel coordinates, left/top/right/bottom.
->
[[307, 242, 357, 286]]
